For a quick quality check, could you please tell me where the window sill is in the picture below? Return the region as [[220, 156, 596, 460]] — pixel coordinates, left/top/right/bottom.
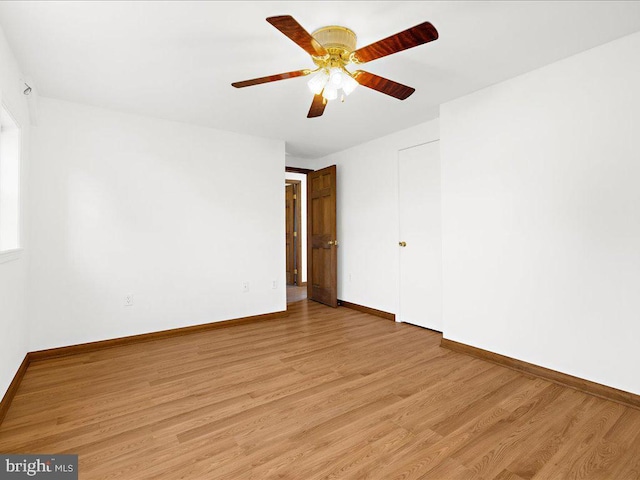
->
[[0, 248, 23, 264]]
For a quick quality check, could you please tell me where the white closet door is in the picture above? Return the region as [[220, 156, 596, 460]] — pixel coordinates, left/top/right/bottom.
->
[[398, 141, 443, 331]]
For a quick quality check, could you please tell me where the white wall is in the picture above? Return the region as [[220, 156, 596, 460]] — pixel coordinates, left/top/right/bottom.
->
[[28, 98, 285, 351], [285, 154, 311, 169], [441, 31, 640, 395], [0, 25, 30, 400], [285, 172, 307, 284], [313, 120, 440, 314], [0, 115, 20, 251]]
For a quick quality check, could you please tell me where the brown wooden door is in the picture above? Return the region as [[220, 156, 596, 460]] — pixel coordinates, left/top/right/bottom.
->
[[285, 183, 295, 285], [307, 165, 337, 307]]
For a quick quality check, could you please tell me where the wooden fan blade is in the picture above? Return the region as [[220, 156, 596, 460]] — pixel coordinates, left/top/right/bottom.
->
[[307, 94, 326, 118], [266, 15, 327, 57], [352, 71, 415, 100], [351, 22, 438, 64], [231, 70, 309, 88]]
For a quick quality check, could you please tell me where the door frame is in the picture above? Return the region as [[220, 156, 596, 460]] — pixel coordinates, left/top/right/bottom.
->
[[285, 178, 303, 286]]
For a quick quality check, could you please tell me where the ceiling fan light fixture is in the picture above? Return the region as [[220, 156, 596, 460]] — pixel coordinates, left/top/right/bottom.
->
[[232, 16, 439, 117], [307, 69, 329, 95]]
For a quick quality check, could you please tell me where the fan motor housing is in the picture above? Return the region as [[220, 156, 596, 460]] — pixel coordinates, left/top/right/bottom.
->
[[312, 26, 357, 58]]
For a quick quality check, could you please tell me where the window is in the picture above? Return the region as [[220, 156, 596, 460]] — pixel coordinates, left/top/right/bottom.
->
[[0, 104, 21, 258]]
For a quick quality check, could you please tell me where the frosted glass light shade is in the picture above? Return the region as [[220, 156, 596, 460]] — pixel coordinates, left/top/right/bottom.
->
[[342, 74, 359, 96], [307, 69, 329, 95], [329, 67, 344, 87], [322, 84, 338, 101], [311, 67, 358, 102]]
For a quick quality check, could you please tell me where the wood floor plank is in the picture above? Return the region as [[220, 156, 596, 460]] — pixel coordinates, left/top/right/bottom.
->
[[504, 393, 601, 479], [1, 299, 639, 479], [381, 378, 551, 479]]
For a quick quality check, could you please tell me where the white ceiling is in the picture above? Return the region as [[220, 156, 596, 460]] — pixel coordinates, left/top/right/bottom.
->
[[1, 1, 640, 159]]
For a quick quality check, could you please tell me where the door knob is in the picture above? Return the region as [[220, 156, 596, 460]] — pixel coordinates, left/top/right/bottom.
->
[[328, 240, 334, 246], [399, 241, 407, 247], [328, 240, 339, 247]]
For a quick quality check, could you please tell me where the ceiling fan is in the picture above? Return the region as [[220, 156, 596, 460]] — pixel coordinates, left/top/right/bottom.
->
[[231, 15, 439, 118]]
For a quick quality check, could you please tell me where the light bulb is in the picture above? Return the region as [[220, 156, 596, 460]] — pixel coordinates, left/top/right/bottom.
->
[[342, 73, 359, 96], [322, 84, 338, 101], [329, 67, 344, 88], [307, 69, 329, 95]]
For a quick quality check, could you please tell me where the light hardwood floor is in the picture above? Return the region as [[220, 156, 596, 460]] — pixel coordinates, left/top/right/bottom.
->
[[1, 299, 639, 479]]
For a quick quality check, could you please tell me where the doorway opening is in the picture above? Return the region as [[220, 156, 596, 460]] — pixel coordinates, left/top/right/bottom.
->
[[285, 179, 302, 286], [285, 167, 310, 304], [285, 165, 338, 307]]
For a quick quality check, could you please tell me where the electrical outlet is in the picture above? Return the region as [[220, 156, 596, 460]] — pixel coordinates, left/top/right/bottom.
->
[[242, 281, 249, 293], [124, 294, 134, 306], [271, 280, 277, 289]]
